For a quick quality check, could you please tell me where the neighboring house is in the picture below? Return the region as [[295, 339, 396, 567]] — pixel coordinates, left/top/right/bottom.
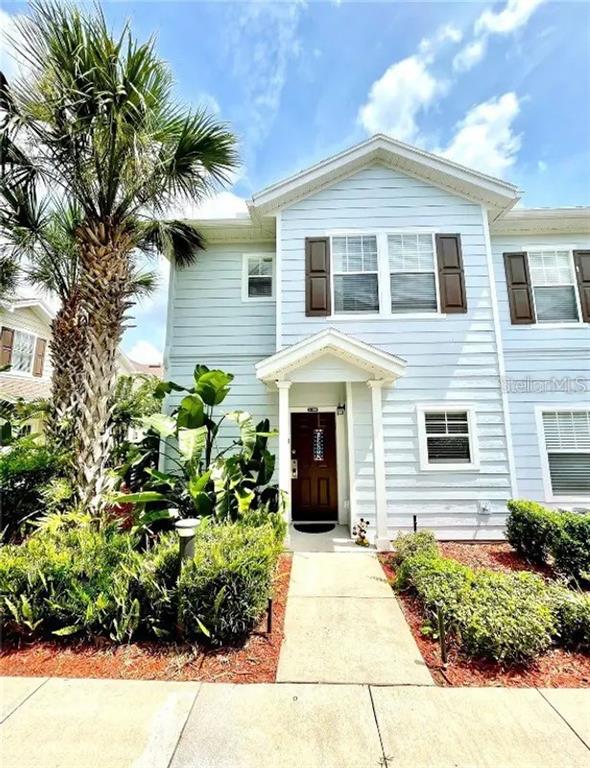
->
[[165, 134, 590, 543]]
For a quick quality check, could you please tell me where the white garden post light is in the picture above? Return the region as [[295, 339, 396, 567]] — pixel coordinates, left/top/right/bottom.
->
[[175, 518, 199, 562]]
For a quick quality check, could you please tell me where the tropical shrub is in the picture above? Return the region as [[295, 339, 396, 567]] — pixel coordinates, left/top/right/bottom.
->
[[549, 588, 590, 651], [551, 514, 590, 584], [505, 499, 561, 564], [391, 531, 438, 565], [396, 551, 556, 663], [0, 437, 66, 542], [113, 364, 283, 525], [178, 516, 286, 645]]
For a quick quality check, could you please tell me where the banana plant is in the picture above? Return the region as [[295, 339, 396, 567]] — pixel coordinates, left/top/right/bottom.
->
[[112, 365, 282, 523]]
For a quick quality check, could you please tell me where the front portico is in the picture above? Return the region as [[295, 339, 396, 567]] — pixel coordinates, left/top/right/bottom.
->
[[256, 329, 406, 549]]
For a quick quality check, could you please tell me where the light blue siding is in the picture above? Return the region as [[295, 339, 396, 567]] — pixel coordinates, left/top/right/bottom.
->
[[491, 233, 590, 506], [280, 164, 511, 538]]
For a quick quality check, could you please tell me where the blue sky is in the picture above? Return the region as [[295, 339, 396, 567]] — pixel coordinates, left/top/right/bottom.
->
[[2, 0, 589, 364]]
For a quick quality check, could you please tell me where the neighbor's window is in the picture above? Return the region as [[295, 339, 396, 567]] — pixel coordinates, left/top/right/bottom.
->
[[244, 254, 274, 300], [418, 407, 478, 470], [11, 330, 35, 373], [389, 234, 438, 313], [332, 235, 379, 314], [541, 410, 590, 497], [529, 251, 580, 323]]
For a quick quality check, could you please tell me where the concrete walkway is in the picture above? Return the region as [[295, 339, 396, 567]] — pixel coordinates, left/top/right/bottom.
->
[[276, 551, 433, 685], [2, 676, 590, 767]]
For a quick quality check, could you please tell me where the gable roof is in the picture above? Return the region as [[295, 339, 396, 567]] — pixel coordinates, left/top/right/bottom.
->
[[255, 328, 407, 384], [250, 134, 521, 220], [1, 296, 55, 326], [489, 206, 590, 235]]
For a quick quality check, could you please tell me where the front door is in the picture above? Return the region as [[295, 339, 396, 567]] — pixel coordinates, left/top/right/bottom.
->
[[291, 412, 338, 522]]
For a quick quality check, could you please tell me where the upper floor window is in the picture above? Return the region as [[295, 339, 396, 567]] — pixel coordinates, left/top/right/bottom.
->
[[539, 409, 590, 499], [332, 235, 379, 314], [243, 254, 274, 301], [0, 326, 47, 377], [389, 234, 438, 313], [529, 250, 580, 323], [417, 405, 479, 471]]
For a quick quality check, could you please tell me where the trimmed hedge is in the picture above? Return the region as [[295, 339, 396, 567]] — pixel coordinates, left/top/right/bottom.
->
[[506, 500, 590, 582], [392, 530, 438, 565], [0, 511, 285, 646], [393, 531, 590, 662]]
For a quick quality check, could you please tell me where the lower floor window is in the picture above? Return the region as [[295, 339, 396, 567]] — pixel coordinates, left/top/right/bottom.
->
[[417, 406, 479, 470], [541, 410, 590, 497]]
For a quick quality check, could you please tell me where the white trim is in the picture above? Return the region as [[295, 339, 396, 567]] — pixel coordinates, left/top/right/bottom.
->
[[535, 405, 590, 503], [367, 379, 389, 549], [241, 252, 275, 303], [275, 211, 282, 350], [481, 205, 518, 497], [277, 381, 292, 529], [416, 403, 481, 472], [345, 381, 357, 536], [256, 328, 407, 384], [162, 255, 176, 377], [490, 207, 590, 236], [289, 405, 348, 524]]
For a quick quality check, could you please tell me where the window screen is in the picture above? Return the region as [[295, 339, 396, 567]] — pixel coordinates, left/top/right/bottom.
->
[[332, 235, 379, 313], [542, 411, 590, 496], [529, 251, 579, 323], [424, 411, 471, 464], [247, 255, 273, 298], [389, 234, 437, 313], [11, 330, 35, 373]]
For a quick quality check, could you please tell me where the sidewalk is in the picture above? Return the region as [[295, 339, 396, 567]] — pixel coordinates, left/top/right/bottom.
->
[[2, 676, 590, 767]]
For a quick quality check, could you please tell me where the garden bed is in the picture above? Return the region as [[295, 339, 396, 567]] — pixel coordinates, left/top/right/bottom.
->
[[380, 544, 590, 688], [0, 554, 291, 684]]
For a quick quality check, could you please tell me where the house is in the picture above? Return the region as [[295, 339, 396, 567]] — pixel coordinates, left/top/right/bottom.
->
[[164, 135, 590, 544]]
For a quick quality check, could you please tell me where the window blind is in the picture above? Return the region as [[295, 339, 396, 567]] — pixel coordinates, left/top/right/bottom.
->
[[542, 410, 590, 496], [424, 411, 471, 464]]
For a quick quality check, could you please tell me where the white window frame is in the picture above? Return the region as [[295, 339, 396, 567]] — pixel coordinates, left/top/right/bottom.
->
[[326, 229, 447, 320], [535, 405, 590, 502], [524, 246, 584, 328], [416, 403, 480, 471], [241, 253, 275, 303], [331, 234, 380, 316], [2, 326, 41, 378]]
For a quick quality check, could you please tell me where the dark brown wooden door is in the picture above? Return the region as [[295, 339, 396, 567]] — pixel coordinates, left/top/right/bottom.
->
[[291, 412, 338, 522]]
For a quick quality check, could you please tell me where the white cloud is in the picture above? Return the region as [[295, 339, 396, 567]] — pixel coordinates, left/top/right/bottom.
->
[[0, 9, 28, 81], [419, 24, 462, 58], [169, 191, 248, 220], [127, 340, 163, 365], [438, 92, 522, 177], [454, 0, 545, 72], [358, 55, 447, 142], [453, 39, 487, 72], [476, 0, 545, 36]]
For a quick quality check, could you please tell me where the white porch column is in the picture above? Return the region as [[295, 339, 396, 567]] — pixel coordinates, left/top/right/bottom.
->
[[367, 379, 389, 551], [276, 380, 292, 530]]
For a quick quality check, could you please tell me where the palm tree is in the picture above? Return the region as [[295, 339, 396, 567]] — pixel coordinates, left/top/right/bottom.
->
[[2, 1, 238, 506]]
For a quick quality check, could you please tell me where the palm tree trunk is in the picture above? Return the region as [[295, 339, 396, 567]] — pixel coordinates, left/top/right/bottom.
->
[[75, 220, 133, 510], [46, 291, 85, 456]]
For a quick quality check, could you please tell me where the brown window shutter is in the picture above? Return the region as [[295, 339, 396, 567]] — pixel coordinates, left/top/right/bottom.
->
[[32, 338, 46, 377], [305, 237, 331, 316], [503, 252, 535, 324], [0, 327, 14, 366], [573, 250, 590, 323], [435, 234, 467, 313]]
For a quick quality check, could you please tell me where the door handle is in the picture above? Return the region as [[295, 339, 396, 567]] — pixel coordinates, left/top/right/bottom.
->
[[291, 459, 298, 479]]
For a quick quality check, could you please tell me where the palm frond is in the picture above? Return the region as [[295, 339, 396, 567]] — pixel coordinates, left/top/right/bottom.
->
[[137, 219, 205, 267]]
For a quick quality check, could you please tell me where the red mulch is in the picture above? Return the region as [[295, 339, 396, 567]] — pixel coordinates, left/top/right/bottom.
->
[[0, 554, 292, 684], [379, 544, 590, 688]]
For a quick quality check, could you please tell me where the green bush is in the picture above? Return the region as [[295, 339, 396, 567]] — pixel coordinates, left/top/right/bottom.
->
[[551, 514, 590, 584], [0, 438, 65, 542], [392, 531, 438, 565], [549, 586, 590, 651], [178, 517, 284, 645], [396, 550, 555, 663], [505, 499, 561, 564]]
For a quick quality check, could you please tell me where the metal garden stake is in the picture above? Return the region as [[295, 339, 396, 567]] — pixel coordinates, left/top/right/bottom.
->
[[437, 604, 448, 665]]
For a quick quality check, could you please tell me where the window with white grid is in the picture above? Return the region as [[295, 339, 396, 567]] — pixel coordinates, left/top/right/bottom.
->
[[388, 234, 438, 313], [418, 406, 479, 470], [528, 251, 580, 323], [542, 410, 590, 496], [12, 330, 35, 373], [244, 254, 273, 300], [332, 235, 379, 314]]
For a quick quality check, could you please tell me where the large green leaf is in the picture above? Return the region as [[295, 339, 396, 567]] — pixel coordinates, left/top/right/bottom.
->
[[226, 410, 256, 459], [194, 369, 234, 406], [177, 393, 205, 428], [178, 425, 207, 461], [153, 380, 187, 399], [142, 412, 176, 437], [112, 491, 168, 505]]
